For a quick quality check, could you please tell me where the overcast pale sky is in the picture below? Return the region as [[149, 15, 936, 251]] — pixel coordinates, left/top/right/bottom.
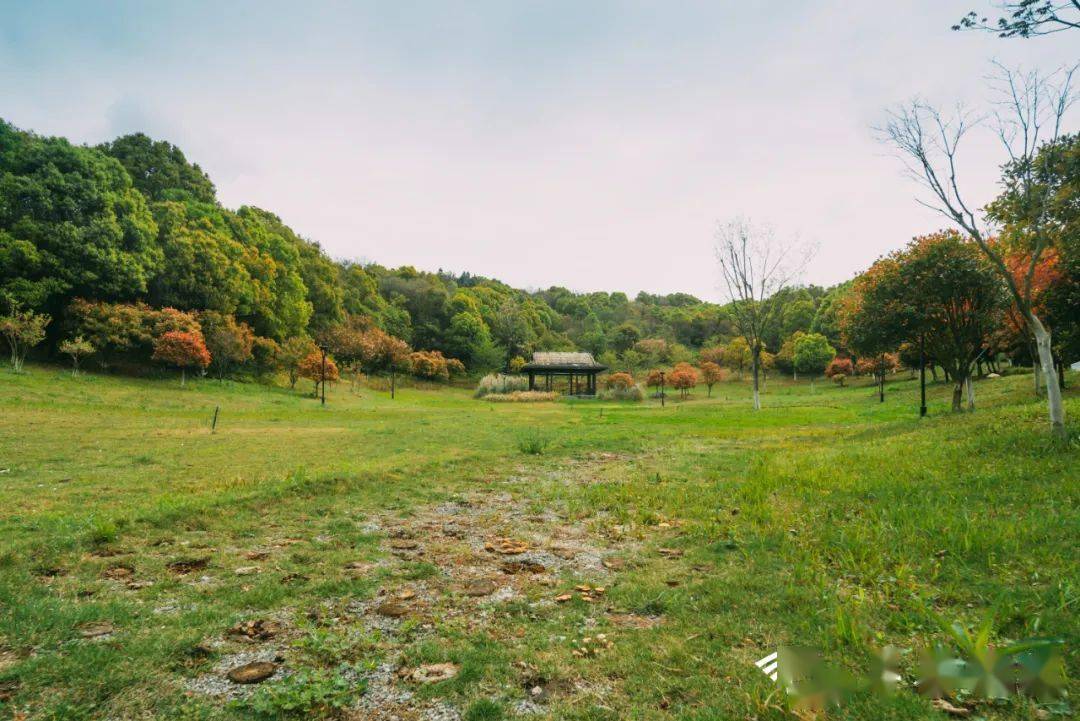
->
[[2, 1, 1076, 300]]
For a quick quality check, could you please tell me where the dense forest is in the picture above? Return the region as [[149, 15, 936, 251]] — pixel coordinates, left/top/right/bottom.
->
[[1, 119, 1077, 394]]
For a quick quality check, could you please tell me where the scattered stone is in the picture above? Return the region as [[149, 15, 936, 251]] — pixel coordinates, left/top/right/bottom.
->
[[234, 566, 260, 576], [244, 550, 270, 561], [405, 663, 459, 684], [226, 619, 281, 642], [375, 601, 410, 618], [485, 538, 529, 555], [167, 558, 210, 575], [77, 621, 115, 639], [463, 579, 496, 597], [226, 661, 277, 684]]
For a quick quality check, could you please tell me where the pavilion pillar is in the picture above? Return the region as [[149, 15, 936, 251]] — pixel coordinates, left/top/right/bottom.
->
[[528, 372, 535, 390]]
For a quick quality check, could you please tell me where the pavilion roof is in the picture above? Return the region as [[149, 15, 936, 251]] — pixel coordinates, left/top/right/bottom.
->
[[522, 352, 607, 372]]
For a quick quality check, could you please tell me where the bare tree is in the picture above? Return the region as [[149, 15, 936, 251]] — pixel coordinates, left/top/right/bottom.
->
[[880, 63, 1076, 438], [954, 1, 1080, 37], [715, 217, 814, 410]]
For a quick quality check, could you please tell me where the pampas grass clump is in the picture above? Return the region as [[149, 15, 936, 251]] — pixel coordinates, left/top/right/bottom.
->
[[474, 373, 529, 398]]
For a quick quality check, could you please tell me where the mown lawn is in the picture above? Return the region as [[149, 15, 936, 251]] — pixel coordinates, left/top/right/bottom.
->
[[0, 366, 1076, 720]]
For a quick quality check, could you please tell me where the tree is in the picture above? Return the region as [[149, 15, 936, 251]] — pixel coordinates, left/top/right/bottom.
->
[[279, 337, 316, 389], [699, 361, 725, 397], [249, 336, 281, 380], [775, 331, 805, 379], [881, 62, 1075, 435], [152, 330, 210, 386], [793, 333, 835, 392], [200, 311, 254, 380], [842, 232, 1005, 411], [409, 350, 456, 382], [825, 357, 854, 387], [715, 217, 813, 409], [297, 350, 339, 397], [954, 2, 1080, 37], [646, 368, 665, 395], [610, 324, 641, 355], [722, 337, 752, 379], [509, 356, 526, 373], [669, 362, 699, 398], [59, 335, 94, 376], [0, 308, 50, 373], [98, 133, 216, 203], [0, 121, 162, 312]]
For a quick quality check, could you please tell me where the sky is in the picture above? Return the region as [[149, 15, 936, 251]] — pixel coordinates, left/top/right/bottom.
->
[[1, 1, 1077, 301]]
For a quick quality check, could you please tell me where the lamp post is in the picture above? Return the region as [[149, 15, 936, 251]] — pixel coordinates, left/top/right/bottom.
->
[[319, 344, 327, 407], [919, 333, 927, 417]]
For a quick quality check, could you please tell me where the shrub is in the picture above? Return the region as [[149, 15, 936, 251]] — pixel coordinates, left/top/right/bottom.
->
[[598, 383, 644, 402], [508, 356, 526, 373], [59, 335, 95, 376], [474, 373, 528, 398], [484, 391, 558, 402], [234, 664, 363, 719], [0, 308, 50, 373], [517, 430, 552, 454], [603, 372, 635, 391]]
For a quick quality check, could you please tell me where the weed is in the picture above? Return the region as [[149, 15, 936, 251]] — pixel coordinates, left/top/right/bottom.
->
[[516, 431, 551, 455]]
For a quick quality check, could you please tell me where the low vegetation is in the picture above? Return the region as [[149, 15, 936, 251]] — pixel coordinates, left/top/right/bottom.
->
[[0, 364, 1074, 720]]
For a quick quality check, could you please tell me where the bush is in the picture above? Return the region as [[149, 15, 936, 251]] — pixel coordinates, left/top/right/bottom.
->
[[474, 373, 528, 397], [598, 383, 645, 402], [603, 372, 635, 390], [483, 391, 558, 402], [517, 430, 551, 455]]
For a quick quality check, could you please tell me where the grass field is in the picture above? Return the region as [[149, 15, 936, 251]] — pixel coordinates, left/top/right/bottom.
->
[[0, 366, 1076, 720]]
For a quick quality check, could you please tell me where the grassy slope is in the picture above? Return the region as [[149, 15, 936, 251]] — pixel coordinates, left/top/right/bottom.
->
[[0, 366, 1076, 720]]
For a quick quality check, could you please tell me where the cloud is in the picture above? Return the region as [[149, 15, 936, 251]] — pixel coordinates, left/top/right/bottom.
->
[[2, 1, 1076, 299]]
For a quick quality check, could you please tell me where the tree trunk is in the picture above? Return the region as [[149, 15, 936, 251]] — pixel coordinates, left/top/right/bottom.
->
[[878, 371, 884, 403], [951, 382, 962, 412], [751, 354, 761, 410], [181, 368, 186, 387], [391, 371, 396, 399], [965, 375, 975, 411], [810, 376, 815, 394], [930, 366, 938, 382], [1030, 317, 1066, 438]]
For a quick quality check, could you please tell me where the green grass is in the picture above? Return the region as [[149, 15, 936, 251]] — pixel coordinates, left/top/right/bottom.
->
[[0, 365, 1076, 720]]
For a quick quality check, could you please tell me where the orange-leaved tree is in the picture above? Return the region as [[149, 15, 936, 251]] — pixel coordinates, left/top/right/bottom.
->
[[825, 357, 854, 386], [699, 361, 725, 397], [152, 330, 210, 386], [669, 362, 699, 398], [298, 350, 339, 397]]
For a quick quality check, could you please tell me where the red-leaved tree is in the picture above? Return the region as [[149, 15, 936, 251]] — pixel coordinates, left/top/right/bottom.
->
[[669, 362, 699, 398], [152, 331, 211, 386]]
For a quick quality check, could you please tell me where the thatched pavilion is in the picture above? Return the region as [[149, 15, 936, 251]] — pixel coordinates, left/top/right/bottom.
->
[[522, 352, 607, 396]]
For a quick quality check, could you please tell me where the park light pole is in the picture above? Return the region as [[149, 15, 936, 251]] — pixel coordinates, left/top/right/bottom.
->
[[919, 334, 927, 417], [319, 344, 327, 407]]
